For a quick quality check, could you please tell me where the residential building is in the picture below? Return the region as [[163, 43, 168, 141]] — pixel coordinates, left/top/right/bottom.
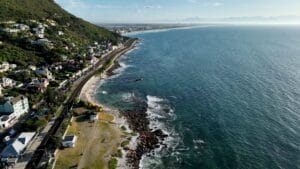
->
[[0, 132, 36, 164], [14, 24, 29, 31], [0, 77, 16, 88], [0, 115, 16, 129], [0, 95, 29, 128], [27, 78, 49, 93], [0, 62, 9, 73], [62, 135, 77, 148], [36, 67, 54, 80], [32, 24, 45, 38]]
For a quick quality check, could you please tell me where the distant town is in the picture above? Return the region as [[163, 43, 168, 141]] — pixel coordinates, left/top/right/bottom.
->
[[100, 24, 194, 35]]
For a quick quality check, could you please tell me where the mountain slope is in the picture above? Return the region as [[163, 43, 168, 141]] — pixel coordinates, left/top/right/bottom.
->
[[0, 0, 121, 42], [0, 0, 126, 66]]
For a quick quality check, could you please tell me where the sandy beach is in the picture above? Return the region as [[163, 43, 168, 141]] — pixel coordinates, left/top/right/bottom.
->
[[79, 56, 139, 169]]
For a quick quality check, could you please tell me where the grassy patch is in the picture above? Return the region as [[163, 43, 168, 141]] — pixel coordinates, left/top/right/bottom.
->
[[108, 158, 118, 169], [121, 140, 130, 148], [100, 112, 114, 122], [121, 125, 127, 131], [55, 115, 122, 169], [113, 149, 123, 158]]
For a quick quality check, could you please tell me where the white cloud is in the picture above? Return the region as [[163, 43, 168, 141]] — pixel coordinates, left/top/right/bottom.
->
[[143, 5, 162, 9], [187, 0, 223, 7]]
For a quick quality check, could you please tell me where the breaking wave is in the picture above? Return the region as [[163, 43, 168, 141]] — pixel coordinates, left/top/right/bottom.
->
[[140, 95, 181, 169]]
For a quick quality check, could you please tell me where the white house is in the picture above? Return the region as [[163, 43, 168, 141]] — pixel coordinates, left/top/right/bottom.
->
[[0, 77, 16, 88], [9, 64, 17, 69], [0, 95, 29, 128], [89, 56, 99, 65], [58, 31, 64, 36], [62, 135, 77, 148], [36, 67, 54, 80], [0, 62, 10, 73], [0, 115, 16, 129], [14, 24, 29, 31], [32, 24, 45, 38], [28, 65, 37, 71], [27, 78, 49, 93], [0, 132, 36, 163]]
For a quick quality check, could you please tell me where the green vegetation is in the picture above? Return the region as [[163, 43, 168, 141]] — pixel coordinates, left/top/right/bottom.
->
[[121, 125, 127, 130], [121, 140, 130, 148], [0, 43, 43, 66], [113, 149, 123, 158], [0, 0, 125, 66], [0, 0, 121, 43], [108, 158, 118, 169], [22, 117, 48, 131]]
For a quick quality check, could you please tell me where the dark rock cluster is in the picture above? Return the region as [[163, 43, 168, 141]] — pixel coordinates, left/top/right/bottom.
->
[[121, 100, 168, 169]]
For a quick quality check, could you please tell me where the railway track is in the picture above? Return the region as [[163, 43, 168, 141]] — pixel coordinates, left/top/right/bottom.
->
[[25, 39, 137, 169]]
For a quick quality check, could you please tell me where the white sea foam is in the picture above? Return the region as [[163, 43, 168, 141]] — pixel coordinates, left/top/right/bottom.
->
[[121, 92, 135, 102], [193, 139, 205, 144], [101, 91, 108, 94], [140, 95, 181, 169]]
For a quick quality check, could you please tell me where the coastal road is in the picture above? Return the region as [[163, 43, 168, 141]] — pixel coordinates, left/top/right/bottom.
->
[[25, 39, 137, 169]]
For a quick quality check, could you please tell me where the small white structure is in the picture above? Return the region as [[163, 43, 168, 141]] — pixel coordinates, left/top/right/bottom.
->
[[0, 115, 16, 129], [9, 64, 17, 69], [14, 24, 29, 31], [28, 78, 49, 93], [0, 62, 10, 72], [89, 112, 99, 122], [1, 28, 20, 33], [28, 65, 37, 71], [0, 77, 16, 88], [31, 38, 52, 47], [0, 95, 29, 128], [89, 56, 99, 65], [62, 135, 77, 148], [32, 24, 45, 38], [58, 31, 64, 36], [0, 132, 36, 162]]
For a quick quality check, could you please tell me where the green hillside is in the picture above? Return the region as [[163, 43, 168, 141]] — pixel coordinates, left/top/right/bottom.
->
[[0, 0, 126, 67], [0, 0, 120, 42]]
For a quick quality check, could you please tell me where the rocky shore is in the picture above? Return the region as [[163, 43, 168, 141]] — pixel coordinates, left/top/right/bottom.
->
[[81, 39, 168, 169], [122, 99, 168, 169]]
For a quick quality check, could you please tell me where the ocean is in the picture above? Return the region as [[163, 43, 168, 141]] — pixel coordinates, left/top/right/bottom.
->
[[95, 25, 300, 169]]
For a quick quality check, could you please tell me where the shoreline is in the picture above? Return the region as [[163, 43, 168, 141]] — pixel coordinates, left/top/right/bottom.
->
[[123, 25, 200, 36], [80, 75, 138, 169], [79, 38, 168, 169], [79, 39, 139, 169]]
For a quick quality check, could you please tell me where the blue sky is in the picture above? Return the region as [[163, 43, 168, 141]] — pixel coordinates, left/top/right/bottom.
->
[[55, 0, 300, 23]]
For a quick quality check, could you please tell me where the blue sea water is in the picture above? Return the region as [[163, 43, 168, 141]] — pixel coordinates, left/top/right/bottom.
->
[[95, 26, 300, 169]]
